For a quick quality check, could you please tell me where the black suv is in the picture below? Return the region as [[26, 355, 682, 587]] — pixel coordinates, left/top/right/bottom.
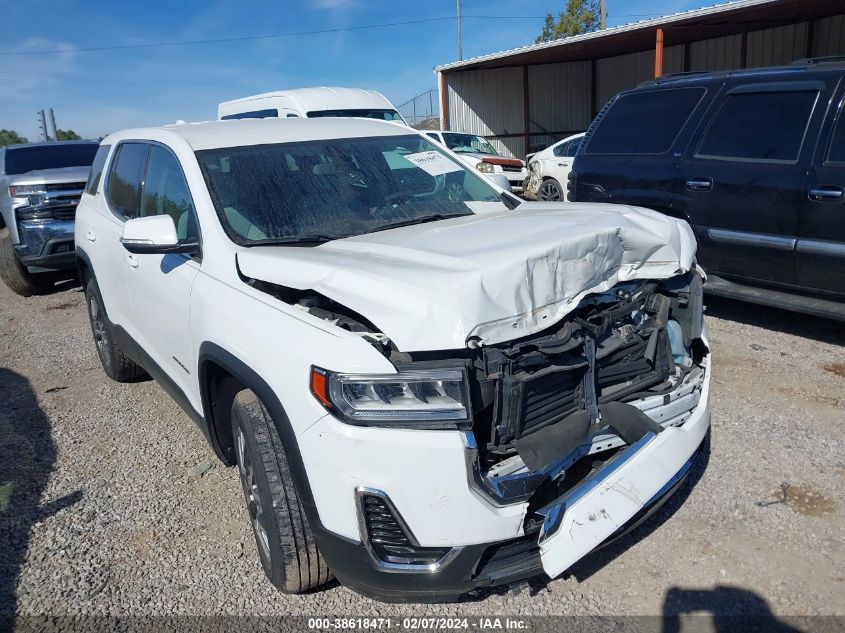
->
[[569, 58, 845, 321]]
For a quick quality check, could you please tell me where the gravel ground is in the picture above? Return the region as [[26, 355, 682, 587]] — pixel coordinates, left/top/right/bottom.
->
[[0, 278, 843, 624]]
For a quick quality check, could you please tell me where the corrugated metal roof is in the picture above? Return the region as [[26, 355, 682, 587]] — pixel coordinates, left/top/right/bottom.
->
[[434, 0, 780, 72]]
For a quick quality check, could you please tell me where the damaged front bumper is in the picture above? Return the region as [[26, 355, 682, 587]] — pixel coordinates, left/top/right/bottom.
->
[[300, 272, 710, 602], [15, 219, 76, 270], [302, 350, 710, 603]]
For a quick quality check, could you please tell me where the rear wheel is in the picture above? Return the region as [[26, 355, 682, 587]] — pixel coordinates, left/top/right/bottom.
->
[[538, 178, 564, 202], [0, 228, 54, 296], [84, 277, 145, 382], [231, 389, 331, 593]]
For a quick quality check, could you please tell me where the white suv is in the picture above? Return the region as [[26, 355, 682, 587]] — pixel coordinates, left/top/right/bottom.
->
[[75, 117, 711, 603]]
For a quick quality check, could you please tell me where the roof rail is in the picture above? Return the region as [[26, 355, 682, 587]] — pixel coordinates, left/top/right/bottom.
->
[[790, 56, 845, 66]]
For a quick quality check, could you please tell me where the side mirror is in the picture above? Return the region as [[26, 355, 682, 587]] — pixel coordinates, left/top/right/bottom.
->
[[120, 215, 199, 255]]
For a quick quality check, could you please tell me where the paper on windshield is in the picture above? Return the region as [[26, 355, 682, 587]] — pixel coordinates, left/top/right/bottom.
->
[[403, 151, 463, 176]]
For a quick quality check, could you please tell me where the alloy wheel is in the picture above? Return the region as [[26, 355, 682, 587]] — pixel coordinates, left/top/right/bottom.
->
[[236, 426, 271, 563]]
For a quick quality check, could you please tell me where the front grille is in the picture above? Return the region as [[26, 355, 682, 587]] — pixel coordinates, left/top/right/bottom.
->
[[51, 206, 77, 221], [490, 294, 674, 447], [518, 365, 586, 435], [45, 182, 85, 192], [501, 165, 523, 173], [361, 493, 450, 566]]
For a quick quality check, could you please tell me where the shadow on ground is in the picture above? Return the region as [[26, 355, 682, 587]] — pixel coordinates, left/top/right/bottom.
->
[[662, 585, 806, 632], [704, 295, 845, 346], [0, 367, 82, 619]]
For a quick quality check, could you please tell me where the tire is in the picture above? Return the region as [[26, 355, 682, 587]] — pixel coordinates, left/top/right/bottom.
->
[[0, 228, 54, 296], [84, 277, 145, 382], [538, 178, 564, 202], [231, 389, 331, 593]]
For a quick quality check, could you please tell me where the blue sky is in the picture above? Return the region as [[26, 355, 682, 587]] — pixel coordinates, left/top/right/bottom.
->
[[0, 0, 699, 140]]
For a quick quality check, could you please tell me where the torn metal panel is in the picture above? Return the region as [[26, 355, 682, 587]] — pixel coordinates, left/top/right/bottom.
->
[[236, 202, 697, 352]]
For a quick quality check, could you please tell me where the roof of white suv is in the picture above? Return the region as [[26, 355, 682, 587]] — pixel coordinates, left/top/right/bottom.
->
[[102, 117, 413, 152]]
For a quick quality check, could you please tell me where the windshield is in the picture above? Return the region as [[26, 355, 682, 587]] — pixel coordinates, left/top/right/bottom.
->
[[196, 134, 502, 244], [307, 109, 405, 123], [5, 143, 99, 175], [441, 133, 498, 156]]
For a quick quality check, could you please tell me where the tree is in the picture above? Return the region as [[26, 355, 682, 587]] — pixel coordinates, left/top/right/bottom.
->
[[535, 0, 602, 43], [0, 129, 28, 146], [56, 129, 82, 140]]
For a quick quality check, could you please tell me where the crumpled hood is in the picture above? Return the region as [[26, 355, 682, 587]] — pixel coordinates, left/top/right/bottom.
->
[[237, 203, 697, 352]]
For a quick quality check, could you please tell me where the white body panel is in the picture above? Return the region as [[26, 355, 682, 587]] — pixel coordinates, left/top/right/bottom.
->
[[524, 133, 585, 201], [218, 87, 407, 125]]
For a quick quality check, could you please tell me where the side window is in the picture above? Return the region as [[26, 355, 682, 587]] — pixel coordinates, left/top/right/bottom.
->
[[585, 88, 706, 155], [426, 132, 440, 142], [140, 146, 196, 241], [85, 145, 111, 195], [565, 138, 582, 157], [553, 141, 570, 158], [106, 143, 148, 219], [697, 90, 818, 162], [221, 109, 278, 120], [826, 105, 845, 164]]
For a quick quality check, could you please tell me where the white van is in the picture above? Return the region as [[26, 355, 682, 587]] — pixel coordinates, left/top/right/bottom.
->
[[218, 87, 408, 125]]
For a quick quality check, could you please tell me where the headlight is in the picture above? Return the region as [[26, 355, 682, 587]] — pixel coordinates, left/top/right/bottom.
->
[[310, 366, 470, 427], [8, 184, 44, 198], [475, 161, 495, 174]]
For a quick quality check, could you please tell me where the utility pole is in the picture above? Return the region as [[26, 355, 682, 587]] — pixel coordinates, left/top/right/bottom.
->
[[600, 0, 607, 29], [48, 108, 58, 140], [457, 0, 463, 61], [37, 110, 49, 142]]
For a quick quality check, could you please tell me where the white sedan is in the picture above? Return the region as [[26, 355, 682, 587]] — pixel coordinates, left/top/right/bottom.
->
[[523, 133, 585, 201]]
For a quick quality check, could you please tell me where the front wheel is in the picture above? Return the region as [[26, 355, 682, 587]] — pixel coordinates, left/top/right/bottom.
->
[[231, 389, 331, 593], [0, 228, 54, 296], [538, 178, 564, 202]]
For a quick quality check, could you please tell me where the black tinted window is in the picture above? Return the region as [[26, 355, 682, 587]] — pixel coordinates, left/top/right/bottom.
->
[[106, 143, 148, 219], [826, 109, 845, 164], [697, 90, 818, 162], [141, 146, 195, 240], [221, 109, 278, 120], [586, 88, 705, 155], [5, 143, 99, 175], [85, 145, 110, 195]]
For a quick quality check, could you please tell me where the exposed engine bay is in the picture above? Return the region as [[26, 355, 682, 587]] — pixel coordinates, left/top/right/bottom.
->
[[251, 268, 707, 474]]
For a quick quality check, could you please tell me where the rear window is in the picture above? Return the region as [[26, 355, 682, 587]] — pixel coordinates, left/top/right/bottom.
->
[[5, 143, 99, 175], [696, 90, 818, 162], [585, 88, 705, 155]]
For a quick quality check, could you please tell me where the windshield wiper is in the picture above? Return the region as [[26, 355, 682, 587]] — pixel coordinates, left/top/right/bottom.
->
[[364, 213, 469, 234], [249, 234, 348, 246]]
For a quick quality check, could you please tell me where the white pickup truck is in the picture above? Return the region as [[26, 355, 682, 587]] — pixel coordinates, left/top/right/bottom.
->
[[75, 117, 710, 603]]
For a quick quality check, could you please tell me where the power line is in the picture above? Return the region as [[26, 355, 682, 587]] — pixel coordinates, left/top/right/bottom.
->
[[0, 15, 547, 57]]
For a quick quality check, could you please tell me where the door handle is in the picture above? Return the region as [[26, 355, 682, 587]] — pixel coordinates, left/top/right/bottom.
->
[[557, 162, 571, 167], [808, 185, 844, 202], [126, 254, 139, 269], [86, 230, 96, 242], [686, 178, 713, 192]]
